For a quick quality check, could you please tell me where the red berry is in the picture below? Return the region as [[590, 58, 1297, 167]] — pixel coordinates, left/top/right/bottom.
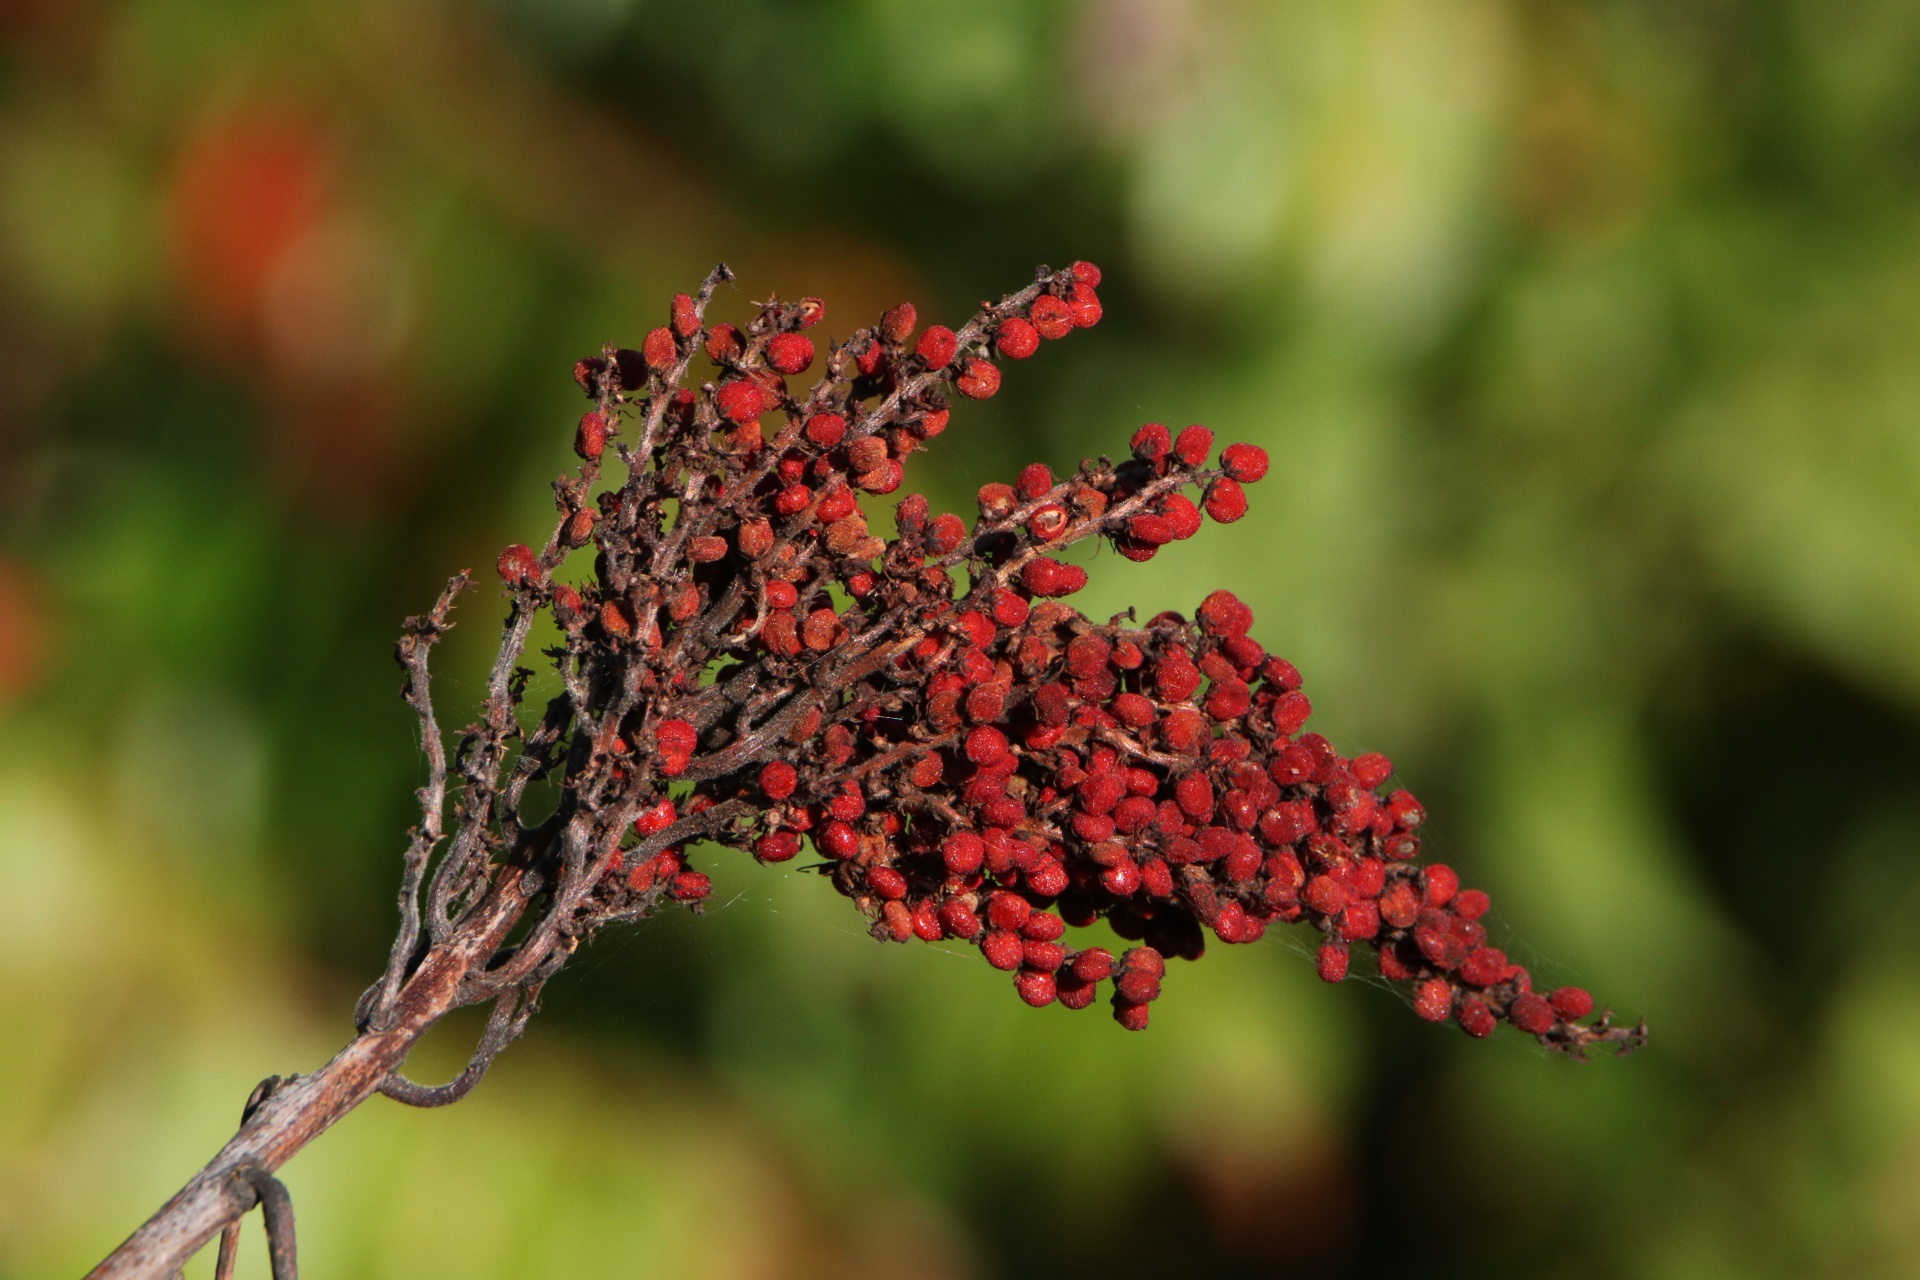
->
[[1113, 999, 1150, 1030], [804, 413, 847, 447], [868, 866, 909, 900], [1115, 970, 1161, 1004], [1455, 996, 1497, 1038], [496, 544, 540, 587], [1413, 977, 1454, 1022], [716, 379, 766, 423], [1016, 969, 1057, 1007], [997, 317, 1040, 359], [670, 292, 700, 337], [1029, 294, 1072, 340], [982, 930, 1023, 970], [926, 513, 967, 555], [1509, 993, 1556, 1035], [765, 580, 798, 610], [1153, 657, 1202, 702], [1072, 947, 1115, 982], [943, 831, 985, 875], [1015, 462, 1053, 500], [669, 870, 712, 901], [1100, 859, 1141, 896], [1453, 888, 1490, 920], [1422, 864, 1459, 908], [1203, 477, 1248, 522], [1221, 443, 1269, 482], [881, 302, 917, 344], [965, 726, 1010, 766], [1549, 986, 1594, 1020], [756, 831, 801, 862], [1161, 494, 1203, 540], [575, 410, 610, 461], [1070, 260, 1102, 288], [635, 799, 678, 836], [940, 900, 983, 939], [1173, 425, 1214, 467], [1022, 939, 1065, 972], [705, 324, 743, 362], [1317, 941, 1349, 983], [760, 759, 798, 802], [795, 297, 826, 329], [1345, 753, 1389, 790], [642, 326, 676, 370], [1460, 946, 1508, 987], [992, 590, 1030, 627], [1027, 857, 1068, 896], [1303, 875, 1346, 917], [1067, 282, 1102, 327], [768, 332, 814, 375], [986, 890, 1031, 932], [916, 325, 958, 370], [818, 820, 858, 859], [1131, 422, 1171, 462], [1057, 974, 1097, 1009], [955, 359, 1001, 399]]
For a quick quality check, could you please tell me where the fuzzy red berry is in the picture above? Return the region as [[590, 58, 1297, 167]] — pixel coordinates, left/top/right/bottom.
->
[[868, 866, 909, 900], [1220, 442, 1269, 482], [1413, 977, 1454, 1022], [955, 359, 1001, 399], [916, 325, 958, 370], [982, 930, 1023, 971], [818, 820, 858, 860], [642, 326, 676, 370], [1029, 294, 1072, 340], [1173, 425, 1214, 467], [1131, 422, 1171, 463], [496, 544, 540, 588], [1510, 993, 1556, 1035], [1317, 941, 1349, 983], [1016, 969, 1057, 1007], [768, 332, 814, 375], [1071, 260, 1102, 288], [1422, 864, 1459, 908], [669, 292, 700, 336], [716, 379, 766, 423], [1455, 996, 1497, 1038], [1067, 282, 1102, 327], [940, 900, 983, 939], [881, 302, 917, 344], [1203, 477, 1248, 523], [1549, 986, 1594, 1020], [669, 870, 712, 901], [997, 317, 1040, 359], [574, 410, 610, 461]]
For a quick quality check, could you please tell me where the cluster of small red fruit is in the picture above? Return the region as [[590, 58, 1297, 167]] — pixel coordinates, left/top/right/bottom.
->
[[492, 259, 1640, 1057]]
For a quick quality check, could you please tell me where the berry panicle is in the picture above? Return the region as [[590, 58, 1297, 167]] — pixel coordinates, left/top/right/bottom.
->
[[481, 262, 1643, 1059]]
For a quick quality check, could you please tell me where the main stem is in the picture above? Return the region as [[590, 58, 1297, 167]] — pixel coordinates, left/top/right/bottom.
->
[[86, 869, 534, 1280]]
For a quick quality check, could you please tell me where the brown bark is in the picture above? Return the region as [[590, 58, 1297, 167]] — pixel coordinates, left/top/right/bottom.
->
[[85, 870, 532, 1280]]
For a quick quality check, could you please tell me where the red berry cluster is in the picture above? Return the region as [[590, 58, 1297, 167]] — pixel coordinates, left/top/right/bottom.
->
[[484, 262, 1642, 1058]]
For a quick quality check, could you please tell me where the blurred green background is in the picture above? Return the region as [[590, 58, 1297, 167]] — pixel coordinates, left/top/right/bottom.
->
[[4, 0, 1920, 1276]]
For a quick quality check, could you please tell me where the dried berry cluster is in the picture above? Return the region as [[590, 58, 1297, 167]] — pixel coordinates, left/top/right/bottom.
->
[[92, 261, 1652, 1280], [453, 262, 1639, 1058]]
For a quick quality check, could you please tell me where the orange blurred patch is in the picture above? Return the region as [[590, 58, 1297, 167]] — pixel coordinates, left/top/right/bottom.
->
[[0, 558, 47, 701], [167, 107, 336, 344]]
